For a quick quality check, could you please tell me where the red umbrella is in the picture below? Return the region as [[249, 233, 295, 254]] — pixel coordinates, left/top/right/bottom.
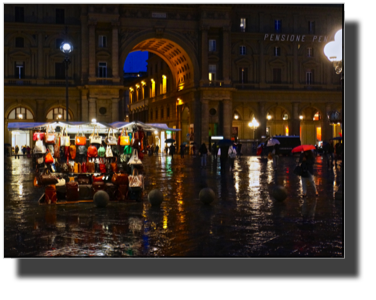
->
[[291, 145, 316, 153]]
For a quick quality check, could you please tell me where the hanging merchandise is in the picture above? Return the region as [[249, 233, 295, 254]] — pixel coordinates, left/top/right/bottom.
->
[[81, 162, 87, 173], [54, 131, 60, 159], [105, 128, 118, 145], [75, 126, 87, 145], [36, 156, 44, 165], [120, 153, 127, 163], [128, 149, 142, 165], [112, 172, 128, 185], [98, 145, 106, 157], [74, 162, 79, 173], [38, 168, 58, 185], [106, 145, 113, 158], [87, 159, 95, 173], [34, 140, 46, 154], [131, 132, 140, 149], [60, 127, 70, 147], [129, 168, 144, 188], [138, 129, 145, 151], [45, 149, 54, 164], [56, 178, 66, 187], [77, 145, 87, 156], [119, 128, 130, 146], [88, 144, 98, 158], [69, 144, 77, 160], [92, 174, 104, 182], [33, 130, 45, 141], [99, 158, 106, 174], [89, 125, 102, 144], [124, 145, 133, 155], [111, 157, 118, 173], [47, 144, 54, 156], [111, 145, 119, 156], [44, 125, 56, 144], [105, 159, 112, 173]]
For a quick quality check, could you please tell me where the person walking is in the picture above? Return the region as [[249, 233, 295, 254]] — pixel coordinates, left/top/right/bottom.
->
[[299, 150, 318, 197], [22, 145, 26, 156], [326, 140, 334, 168], [211, 142, 217, 160], [169, 144, 176, 158], [199, 143, 208, 167], [180, 144, 186, 158], [15, 145, 20, 159], [272, 143, 280, 170], [155, 145, 159, 156]]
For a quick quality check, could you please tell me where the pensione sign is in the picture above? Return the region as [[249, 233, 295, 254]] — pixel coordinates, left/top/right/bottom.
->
[[264, 33, 328, 43]]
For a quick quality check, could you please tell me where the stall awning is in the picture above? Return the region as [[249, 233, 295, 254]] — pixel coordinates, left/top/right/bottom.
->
[[146, 123, 181, 132], [110, 121, 180, 132]]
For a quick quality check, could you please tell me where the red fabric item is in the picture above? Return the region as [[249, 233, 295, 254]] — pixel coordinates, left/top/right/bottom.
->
[[33, 132, 45, 141], [45, 185, 57, 204], [45, 152, 54, 163], [92, 175, 104, 182], [87, 145, 98, 158]]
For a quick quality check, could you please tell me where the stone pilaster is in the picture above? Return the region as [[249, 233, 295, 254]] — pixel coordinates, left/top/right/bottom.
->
[[112, 22, 119, 81], [35, 99, 46, 122], [323, 103, 332, 141], [111, 98, 120, 122], [81, 14, 89, 83], [88, 21, 96, 81], [37, 33, 43, 83], [201, 99, 209, 145], [258, 101, 266, 139], [88, 97, 96, 121], [222, 99, 232, 139], [81, 94, 89, 122], [292, 102, 300, 136], [200, 25, 209, 85]]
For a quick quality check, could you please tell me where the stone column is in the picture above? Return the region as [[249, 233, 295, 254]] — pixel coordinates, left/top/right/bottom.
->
[[88, 97, 96, 121], [258, 102, 266, 139], [81, 12, 88, 83], [292, 102, 300, 136], [200, 26, 209, 86], [222, 26, 231, 85], [112, 22, 119, 81], [190, 95, 201, 145], [37, 33, 44, 83], [35, 99, 46, 122], [259, 41, 265, 87], [112, 98, 120, 122], [201, 99, 209, 145], [81, 93, 89, 122], [88, 21, 96, 82], [222, 99, 232, 139]]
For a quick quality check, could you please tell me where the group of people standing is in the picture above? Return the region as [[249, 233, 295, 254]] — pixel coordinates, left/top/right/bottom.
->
[[13, 145, 31, 159]]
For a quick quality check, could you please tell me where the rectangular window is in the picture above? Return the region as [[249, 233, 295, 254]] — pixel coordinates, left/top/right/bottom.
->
[[239, 45, 246, 55], [308, 21, 315, 34], [56, 38, 64, 49], [307, 47, 314, 57], [209, 39, 216, 52], [285, 126, 289, 136], [55, 62, 65, 79], [15, 37, 24, 48], [306, 70, 313, 85], [274, 46, 281, 56], [151, 79, 155, 97], [15, 7, 24, 22], [15, 61, 25, 79], [162, 75, 167, 94], [275, 19, 282, 33], [167, 107, 170, 118], [98, 62, 107, 78], [316, 127, 322, 141], [239, 68, 248, 83], [240, 18, 246, 32], [56, 9, 65, 24], [273, 68, 281, 83], [208, 64, 216, 81], [98, 35, 107, 48]]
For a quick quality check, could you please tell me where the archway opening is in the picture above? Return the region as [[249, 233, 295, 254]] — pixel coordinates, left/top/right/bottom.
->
[[300, 108, 323, 146], [266, 106, 290, 137]]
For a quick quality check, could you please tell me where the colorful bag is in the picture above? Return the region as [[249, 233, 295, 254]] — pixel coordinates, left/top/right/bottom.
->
[[131, 132, 140, 149], [74, 162, 79, 173], [111, 172, 128, 185], [106, 145, 113, 158], [88, 145, 98, 158], [128, 168, 143, 188], [87, 160, 95, 173], [54, 133, 60, 159], [89, 125, 101, 144], [119, 128, 130, 146], [77, 145, 87, 156], [47, 144, 54, 156], [81, 162, 87, 173], [45, 185, 57, 204], [33, 131, 45, 141], [45, 150, 54, 164], [124, 145, 132, 155], [105, 128, 118, 146], [92, 174, 104, 182], [75, 126, 87, 146], [99, 158, 106, 174], [69, 145, 77, 160], [112, 145, 119, 156], [44, 125, 56, 144], [98, 146, 106, 157], [128, 149, 142, 165], [111, 157, 118, 173]]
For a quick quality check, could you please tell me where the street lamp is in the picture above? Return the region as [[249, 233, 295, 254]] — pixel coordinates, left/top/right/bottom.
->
[[324, 29, 342, 74], [248, 117, 259, 140], [60, 41, 73, 122]]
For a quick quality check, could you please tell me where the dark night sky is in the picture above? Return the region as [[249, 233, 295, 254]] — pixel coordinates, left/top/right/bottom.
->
[[123, 51, 148, 73]]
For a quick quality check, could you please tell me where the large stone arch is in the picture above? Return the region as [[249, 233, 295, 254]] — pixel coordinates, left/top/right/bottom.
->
[[119, 30, 200, 91], [265, 103, 292, 120], [44, 105, 74, 121]]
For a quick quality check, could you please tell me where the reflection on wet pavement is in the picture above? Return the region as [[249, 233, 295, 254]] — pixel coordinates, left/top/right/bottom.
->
[[4, 154, 343, 257]]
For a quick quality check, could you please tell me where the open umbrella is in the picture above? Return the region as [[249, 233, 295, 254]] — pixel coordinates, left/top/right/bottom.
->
[[291, 145, 315, 153], [217, 139, 234, 147], [165, 138, 175, 143], [267, 138, 280, 147]]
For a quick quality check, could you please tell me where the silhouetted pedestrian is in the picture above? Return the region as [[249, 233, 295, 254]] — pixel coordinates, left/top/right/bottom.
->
[[15, 145, 20, 159], [199, 143, 208, 167], [180, 144, 186, 158], [299, 150, 318, 197]]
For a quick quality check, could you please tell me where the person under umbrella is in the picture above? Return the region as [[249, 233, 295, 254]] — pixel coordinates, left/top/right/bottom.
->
[[299, 150, 318, 197]]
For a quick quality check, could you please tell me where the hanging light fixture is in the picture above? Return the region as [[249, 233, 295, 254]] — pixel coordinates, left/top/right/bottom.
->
[[324, 29, 342, 74]]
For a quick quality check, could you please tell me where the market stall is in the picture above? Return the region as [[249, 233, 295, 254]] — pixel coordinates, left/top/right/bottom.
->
[[8, 120, 170, 204]]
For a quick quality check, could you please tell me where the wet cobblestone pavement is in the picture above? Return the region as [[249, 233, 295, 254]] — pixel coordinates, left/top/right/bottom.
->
[[4, 154, 343, 257]]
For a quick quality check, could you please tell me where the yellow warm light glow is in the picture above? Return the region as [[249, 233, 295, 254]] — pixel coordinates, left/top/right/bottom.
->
[[141, 81, 146, 86], [135, 84, 140, 88], [162, 75, 167, 79], [177, 98, 183, 105], [234, 114, 239, 120], [129, 88, 134, 92], [299, 115, 304, 120], [267, 115, 272, 120]]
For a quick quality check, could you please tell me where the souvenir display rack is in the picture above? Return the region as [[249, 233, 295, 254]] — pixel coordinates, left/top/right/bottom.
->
[[25, 121, 152, 204]]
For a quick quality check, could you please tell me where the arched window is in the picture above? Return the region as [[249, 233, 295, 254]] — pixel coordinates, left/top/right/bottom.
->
[[8, 107, 33, 120], [46, 107, 71, 120]]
